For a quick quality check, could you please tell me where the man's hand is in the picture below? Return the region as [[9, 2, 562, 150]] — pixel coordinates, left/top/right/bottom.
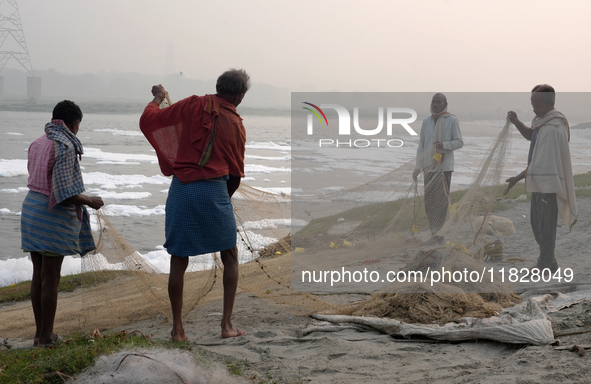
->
[[151, 84, 167, 105], [507, 111, 520, 125], [227, 175, 241, 198], [503, 176, 519, 196], [87, 196, 104, 210], [434, 141, 443, 151], [507, 111, 533, 140], [412, 169, 420, 181], [64, 194, 104, 209]]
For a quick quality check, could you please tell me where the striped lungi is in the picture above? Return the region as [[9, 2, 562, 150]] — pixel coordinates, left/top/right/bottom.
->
[[21, 191, 96, 256], [165, 175, 237, 257]]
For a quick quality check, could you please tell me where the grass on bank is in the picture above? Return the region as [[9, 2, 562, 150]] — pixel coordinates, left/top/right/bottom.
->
[[0, 270, 130, 304], [0, 331, 178, 384], [0, 331, 294, 384], [295, 172, 591, 240], [0, 330, 282, 384], [295, 182, 523, 239]]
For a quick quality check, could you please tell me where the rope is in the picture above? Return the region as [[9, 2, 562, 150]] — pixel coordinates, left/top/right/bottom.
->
[[474, 240, 504, 261], [554, 327, 591, 337]]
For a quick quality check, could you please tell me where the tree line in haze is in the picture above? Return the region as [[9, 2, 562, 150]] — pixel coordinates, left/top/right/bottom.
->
[[0, 68, 290, 110]]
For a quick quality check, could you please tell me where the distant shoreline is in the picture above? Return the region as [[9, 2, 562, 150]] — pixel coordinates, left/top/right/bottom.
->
[[3, 99, 588, 123], [0, 98, 291, 116], [0, 99, 146, 114]]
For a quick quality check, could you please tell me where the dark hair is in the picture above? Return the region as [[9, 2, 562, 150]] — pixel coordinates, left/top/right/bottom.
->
[[52, 100, 83, 126], [216, 69, 251, 96], [531, 84, 555, 105], [432, 92, 447, 104]]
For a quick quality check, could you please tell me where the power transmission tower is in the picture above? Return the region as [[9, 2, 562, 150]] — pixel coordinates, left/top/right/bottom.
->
[[0, 0, 33, 75], [0, 0, 39, 99]]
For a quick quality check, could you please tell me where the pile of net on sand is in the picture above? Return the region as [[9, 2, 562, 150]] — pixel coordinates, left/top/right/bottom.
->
[[340, 250, 522, 325], [258, 235, 291, 259]]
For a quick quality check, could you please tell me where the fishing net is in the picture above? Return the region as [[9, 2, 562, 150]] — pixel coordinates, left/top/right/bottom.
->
[[0, 95, 529, 339], [67, 116, 518, 331]]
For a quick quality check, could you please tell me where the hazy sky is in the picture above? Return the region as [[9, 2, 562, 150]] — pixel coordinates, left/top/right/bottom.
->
[[3, 0, 591, 92]]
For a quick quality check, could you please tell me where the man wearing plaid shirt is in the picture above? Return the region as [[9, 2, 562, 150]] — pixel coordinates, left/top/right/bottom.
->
[[21, 100, 104, 348]]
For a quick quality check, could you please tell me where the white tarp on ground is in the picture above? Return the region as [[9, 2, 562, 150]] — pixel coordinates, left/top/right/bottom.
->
[[311, 298, 556, 345], [310, 291, 591, 345], [531, 289, 591, 313]]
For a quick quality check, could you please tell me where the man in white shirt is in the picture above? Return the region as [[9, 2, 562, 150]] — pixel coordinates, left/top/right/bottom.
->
[[413, 93, 464, 242], [504, 85, 577, 273]]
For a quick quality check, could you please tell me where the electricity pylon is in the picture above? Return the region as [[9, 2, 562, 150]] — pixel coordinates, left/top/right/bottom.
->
[[0, 0, 34, 75]]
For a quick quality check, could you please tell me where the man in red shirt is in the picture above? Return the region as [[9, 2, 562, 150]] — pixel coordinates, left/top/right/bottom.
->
[[140, 69, 250, 340]]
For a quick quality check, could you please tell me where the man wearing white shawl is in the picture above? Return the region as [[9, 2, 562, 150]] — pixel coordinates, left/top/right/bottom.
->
[[413, 93, 464, 242], [504, 84, 577, 273]]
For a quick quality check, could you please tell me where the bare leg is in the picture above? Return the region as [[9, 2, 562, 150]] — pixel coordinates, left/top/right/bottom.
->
[[220, 247, 244, 338], [37, 255, 64, 346], [30, 252, 43, 345], [168, 255, 189, 341]]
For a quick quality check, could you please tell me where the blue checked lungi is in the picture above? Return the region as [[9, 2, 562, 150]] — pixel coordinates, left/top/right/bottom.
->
[[21, 191, 96, 256], [164, 175, 237, 257]]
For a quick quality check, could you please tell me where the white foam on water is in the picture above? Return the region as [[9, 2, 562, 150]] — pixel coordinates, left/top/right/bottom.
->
[[0, 257, 32, 286], [327, 190, 409, 204], [452, 174, 476, 188], [245, 154, 290, 161], [5, 132, 24, 136], [142, 247, 217, 273], [291, 155, 322, 161], [0, 208, 20, 215], [83, 172, 171, 188], [237, 230, 277, 252], [0, 159, 27, 177], [572, 127, 591, 140], [140, 248, 173, 272], [102, 204, 165, 217], [95, 191, 152, 200], [0, 226, 281, 287], [245, 164, 290, 174], [468, 120, 507, 128], [241, 218, 307, 230], [81, 253, 128, 271], [320, 186, 346, 192], [249, 187, 301, 195], [84, 147, 158, 164], [94, 128, 143, 137], [95, 161, 141, 165], [1, 187, 28, 193], [0, 256, 82, 287], [86, 230, 278, 275], [246, 141, 291, 151]]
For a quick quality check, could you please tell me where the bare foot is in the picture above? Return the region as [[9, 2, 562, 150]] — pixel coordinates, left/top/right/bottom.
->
[[37, 333, 59, 347], [170, 329, 188, 342], [221, 328, 246, 338]]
